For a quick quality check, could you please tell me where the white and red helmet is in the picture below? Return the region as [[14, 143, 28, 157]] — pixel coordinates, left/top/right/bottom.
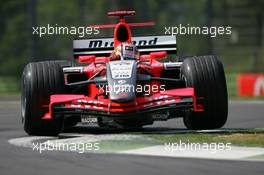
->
[[114, 43, 139, 60]]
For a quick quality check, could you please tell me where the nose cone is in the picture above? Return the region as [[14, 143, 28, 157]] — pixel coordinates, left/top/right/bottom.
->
[[110, 87, 136, 103], [107, 60, 137, 103]]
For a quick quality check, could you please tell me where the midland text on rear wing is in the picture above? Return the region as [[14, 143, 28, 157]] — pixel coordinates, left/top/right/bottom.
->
[[73, 35, 177, 58]]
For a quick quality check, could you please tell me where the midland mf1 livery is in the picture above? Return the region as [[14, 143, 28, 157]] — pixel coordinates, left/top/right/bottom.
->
[[21, 11, 228, 136]]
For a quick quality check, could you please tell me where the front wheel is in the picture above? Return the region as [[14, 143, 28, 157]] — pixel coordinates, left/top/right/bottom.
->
[[21, 61, 65, 136], [181, 55, 228, 130]]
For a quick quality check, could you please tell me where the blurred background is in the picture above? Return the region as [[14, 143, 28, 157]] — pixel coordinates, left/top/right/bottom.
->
[[0, 0, 263, 97]]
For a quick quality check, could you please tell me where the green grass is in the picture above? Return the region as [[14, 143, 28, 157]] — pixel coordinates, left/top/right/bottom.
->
[[0, 76, 20, 95], [226, 73, 237, 98], [147, 129, 264, 148], [93, 139, 158, 152]]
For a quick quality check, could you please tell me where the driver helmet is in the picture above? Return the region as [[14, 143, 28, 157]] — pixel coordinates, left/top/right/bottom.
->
[[121, 43, 139, 60], [111, 43, 139, 60]]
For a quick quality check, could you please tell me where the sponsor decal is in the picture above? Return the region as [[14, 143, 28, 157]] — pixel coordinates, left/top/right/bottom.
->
[[88, 38, 158, 48]]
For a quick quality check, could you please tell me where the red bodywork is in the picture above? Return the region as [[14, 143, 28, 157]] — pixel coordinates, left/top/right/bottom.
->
[[43, 11, 203, 120]]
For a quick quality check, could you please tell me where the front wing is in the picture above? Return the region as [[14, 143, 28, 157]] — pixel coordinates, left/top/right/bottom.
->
[[42, 88, 203, 119]]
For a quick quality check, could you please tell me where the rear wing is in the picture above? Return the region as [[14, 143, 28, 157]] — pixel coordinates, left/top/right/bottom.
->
[[73, 35, 176, 58]]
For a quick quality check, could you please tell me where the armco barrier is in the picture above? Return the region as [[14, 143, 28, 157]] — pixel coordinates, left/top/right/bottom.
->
[[238, 74, 264, 96]]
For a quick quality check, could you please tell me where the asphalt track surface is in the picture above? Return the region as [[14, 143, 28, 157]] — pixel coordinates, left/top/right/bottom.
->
[[0, 96, 264, 175]]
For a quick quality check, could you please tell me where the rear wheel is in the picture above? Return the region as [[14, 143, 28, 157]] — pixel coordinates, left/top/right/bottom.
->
[[21, 61, 65, 136], [181, 55, 228, 129]]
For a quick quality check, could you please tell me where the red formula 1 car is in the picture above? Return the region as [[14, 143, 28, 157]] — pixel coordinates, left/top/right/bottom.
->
[[21, 11, 228, 136]]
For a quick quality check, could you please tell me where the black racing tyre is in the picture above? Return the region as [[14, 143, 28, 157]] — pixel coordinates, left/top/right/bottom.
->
[[181, 55, 228, 130], [21, 61, 65, 136]]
